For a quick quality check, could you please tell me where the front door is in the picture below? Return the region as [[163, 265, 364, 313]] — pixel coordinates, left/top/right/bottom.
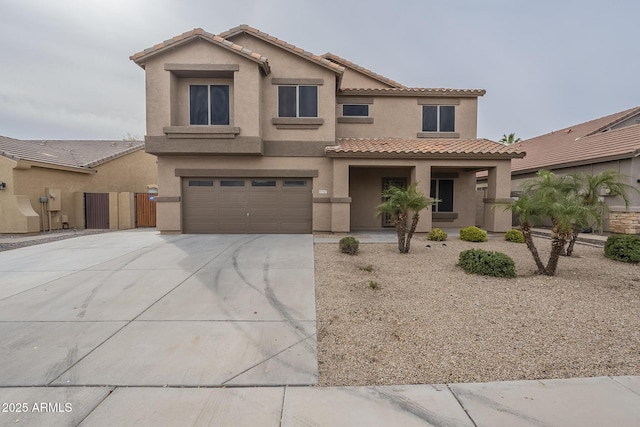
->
[[381, 178, 407, 227]]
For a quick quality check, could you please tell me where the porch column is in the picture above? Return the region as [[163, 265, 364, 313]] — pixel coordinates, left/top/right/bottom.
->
[[411, 163, 432, 232], [331, 159, 351, 233], [483, 161, 512, 232]]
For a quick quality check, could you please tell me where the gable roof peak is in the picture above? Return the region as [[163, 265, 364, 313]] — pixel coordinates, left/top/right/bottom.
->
[[130, 28, 271, 74], [219, 25, 345, 75]]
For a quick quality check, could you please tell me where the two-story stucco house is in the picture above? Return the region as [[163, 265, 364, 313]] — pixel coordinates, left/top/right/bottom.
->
[[131, 25, 523, 234]]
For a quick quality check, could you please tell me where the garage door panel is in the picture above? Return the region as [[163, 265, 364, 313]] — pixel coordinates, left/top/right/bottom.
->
[[183, 177, 311, 234]]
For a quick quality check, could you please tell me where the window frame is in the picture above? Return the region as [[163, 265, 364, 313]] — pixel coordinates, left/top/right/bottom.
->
[[422, 105, 455, 133], [277, 85, 319, 118], [189, 84, 231, 126], [430, 178, 454, 212], [342, 104, 369, 117]]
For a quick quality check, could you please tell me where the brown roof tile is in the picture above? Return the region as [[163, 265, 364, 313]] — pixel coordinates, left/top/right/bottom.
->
[[322, 53, 407, 89], [130, 28, 270, 74], [338, 87, 486, 97], [511, 107, 640, 174], [0, 136, 144, 170], [327, 138, 524, 158], [219, 24, 345, 75]]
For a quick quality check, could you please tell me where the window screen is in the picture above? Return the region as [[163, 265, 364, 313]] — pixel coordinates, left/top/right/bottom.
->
[[210, 85, 230, 125], [343, 104, 369, 117], [422, 106, 438, 132], [439, 106, 455, 132], [190, 85, 209, 125], [278, 86, 297, 117], [298, 86, 318, 117]]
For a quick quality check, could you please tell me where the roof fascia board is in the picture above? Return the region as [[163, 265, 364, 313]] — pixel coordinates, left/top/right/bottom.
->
[[15, 160, 96, 174], [338, 88, 485, 97], [512, 152, 638, 175]]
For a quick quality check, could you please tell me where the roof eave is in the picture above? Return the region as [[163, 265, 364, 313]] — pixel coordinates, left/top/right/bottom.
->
[[15, 160, 96, 174], [512, 152, 638, 176], [325, 151, 525, 160], [338, 88, 486, 97]]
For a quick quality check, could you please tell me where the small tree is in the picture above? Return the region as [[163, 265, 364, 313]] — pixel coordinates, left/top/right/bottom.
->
[[499, 170, 599, 276], [375, 183, 435, 253], [562, 171, 635, 256]]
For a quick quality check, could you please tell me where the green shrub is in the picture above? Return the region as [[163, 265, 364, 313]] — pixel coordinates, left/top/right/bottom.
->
[[368, 280, 380, 289], [339, 236, 359, 255], [604, 234, 640, 263], [458, 249, 516, 278], [505, 229, 525, 243], [459, 226, 488, 242], [428, 228, 448, 241]]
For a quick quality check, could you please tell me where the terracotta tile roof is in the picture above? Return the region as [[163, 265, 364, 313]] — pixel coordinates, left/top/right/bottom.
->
[[327, 138, 524, 158], [130, 28, 271, 74], [0, 136, 144, 170], [219, 24, 345, 75], [338, 87, 486, 97], [321, 53, 406, 88], [511, 107, 640, 174]]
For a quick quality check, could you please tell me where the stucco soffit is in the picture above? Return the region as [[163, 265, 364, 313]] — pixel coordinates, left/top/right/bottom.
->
[[130, 28, 271, 75]]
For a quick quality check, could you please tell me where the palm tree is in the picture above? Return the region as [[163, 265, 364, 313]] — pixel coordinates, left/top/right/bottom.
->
[[375, 183, 434, 253], [563, 170, 635, 256], [499, 133, 522, 144], [500, 170, 600, 276]]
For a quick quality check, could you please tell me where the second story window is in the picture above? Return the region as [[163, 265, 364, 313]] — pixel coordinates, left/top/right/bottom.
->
[[278, 85, 318, 118], [190, 85, 230, 125], [342, 104, 369, 117], [422, 105, 455, 132]]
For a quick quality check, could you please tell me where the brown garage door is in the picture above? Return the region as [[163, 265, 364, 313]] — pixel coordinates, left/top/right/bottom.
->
[[182, 178, 312, 234]]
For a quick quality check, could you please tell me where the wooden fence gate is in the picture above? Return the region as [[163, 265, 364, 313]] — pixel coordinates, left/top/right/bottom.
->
[[135, 193, 157, 227], [85, 193, 109, 229]]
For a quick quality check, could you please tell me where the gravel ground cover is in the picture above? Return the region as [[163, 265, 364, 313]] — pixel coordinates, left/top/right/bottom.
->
[[315, 236, 640, 386], [0, 230, 111, 252]]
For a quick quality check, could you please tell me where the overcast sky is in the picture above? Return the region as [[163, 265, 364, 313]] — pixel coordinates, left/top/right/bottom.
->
[[1, 0, 638, 142]]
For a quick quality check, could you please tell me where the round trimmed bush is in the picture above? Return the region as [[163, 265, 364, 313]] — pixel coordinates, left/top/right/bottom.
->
[[604, 234, 640, 263], [458, 248, 516, 278], [428, 228, 448, 241], [459, 226, 488, 242], [505, 229, 525, 243], [339, 236, 359, 255]]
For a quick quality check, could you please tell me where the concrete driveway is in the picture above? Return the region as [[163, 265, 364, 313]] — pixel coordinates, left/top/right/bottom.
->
[[0, 231, 319, 424]]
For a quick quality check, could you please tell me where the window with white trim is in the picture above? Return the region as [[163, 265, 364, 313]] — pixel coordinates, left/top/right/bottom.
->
[[422, 105, 455, 132], [431, 179, 454, 212], [189, 85, 230, 125], [278, 85, 318, 117]]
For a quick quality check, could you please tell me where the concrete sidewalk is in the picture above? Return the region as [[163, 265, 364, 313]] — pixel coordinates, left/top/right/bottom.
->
[[0, 230, 638, 426]]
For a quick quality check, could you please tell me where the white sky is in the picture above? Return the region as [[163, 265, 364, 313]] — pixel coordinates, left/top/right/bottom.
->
[[0, 0, 638, 141]]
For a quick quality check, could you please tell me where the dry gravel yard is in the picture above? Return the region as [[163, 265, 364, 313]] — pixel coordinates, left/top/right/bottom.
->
[[315, 235, 640, 386]]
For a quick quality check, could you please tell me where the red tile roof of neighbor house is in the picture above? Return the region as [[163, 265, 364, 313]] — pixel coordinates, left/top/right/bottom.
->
[[326, 138, 524, 158], [0, 136, 144, 170], [321, 53, 407, 89], [511, 106, 640, 174]]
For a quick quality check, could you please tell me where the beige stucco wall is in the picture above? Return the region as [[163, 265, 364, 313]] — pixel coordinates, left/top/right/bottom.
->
[[336, 96, 478, 139], [5, 150, 157, 232], [339, 67, 394, 89], [230, 33, 337, 143], [0, 157, 40, 233], [144, 39, 263, 137]]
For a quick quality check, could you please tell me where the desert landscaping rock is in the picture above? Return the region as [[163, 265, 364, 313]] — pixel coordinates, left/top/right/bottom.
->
[[315, 236, 640, 386]]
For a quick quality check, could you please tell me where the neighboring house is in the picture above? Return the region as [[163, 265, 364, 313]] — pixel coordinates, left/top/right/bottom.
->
[[130, 25, 523, 234], [509, 106, 640, 233], [0, 136, 158, 233]]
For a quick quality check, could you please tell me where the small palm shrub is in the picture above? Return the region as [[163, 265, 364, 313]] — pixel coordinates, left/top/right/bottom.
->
[[459, 226, 488, 242], [339, 236, 359, 255], [505, 229, 525, 243], [604, 234, 640, 263], [458, 249, 516, 278], [428, 228, 448, 241]]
